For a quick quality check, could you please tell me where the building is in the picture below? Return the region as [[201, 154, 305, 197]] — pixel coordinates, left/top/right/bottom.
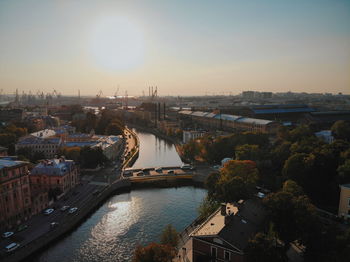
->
[[178, 110, 280, 134], [64, 134, 123, 160], [0, 159, 32, 230], [338, 184, 350, 219], [30, 158, 79, 196], [0, 108, 25, 122], [15, 136, 63, 158], [179, 199, 266, 262], [315, 130, 334, 144], [183, 130, 206, 143]]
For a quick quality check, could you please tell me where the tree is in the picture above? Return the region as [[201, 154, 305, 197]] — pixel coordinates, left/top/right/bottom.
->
[[331, 120, 350, 141], [282, 153, 312, 188], [338, 159, 350, 184], [197, 196, 220, 220], [210, 160, 259, 202], [282, 180, 304, 197], [80, 147, 107, 168], [235, 144, 263, 161], [59, 147, 81, 163], [133, 243, 175, 262], [0, 133, 16, 147], [246, 232, 286, 262], [105, 121, 123, 136], [160, 224, 179, 247], [263, 191, 297, 247]]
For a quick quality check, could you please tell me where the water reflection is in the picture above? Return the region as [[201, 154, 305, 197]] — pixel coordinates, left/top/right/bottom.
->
[[31, 131, 202, 262], [33, 187, 206, 262], [132, 129, 183, 168]]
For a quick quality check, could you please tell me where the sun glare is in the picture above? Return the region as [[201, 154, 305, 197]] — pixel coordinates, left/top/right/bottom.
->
[[89, 16, 145, 71]]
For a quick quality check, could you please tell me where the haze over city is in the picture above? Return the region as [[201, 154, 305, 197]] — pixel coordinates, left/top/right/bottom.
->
[[0, 0, 349, 96]]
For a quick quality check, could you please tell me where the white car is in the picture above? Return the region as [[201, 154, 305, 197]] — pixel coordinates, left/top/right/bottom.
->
[[44, 208, 54, 215], [68, 207, 78, 214], [2, 231, 14, 238], [5, 242, 20, 252], [60, 206, 70, 212]]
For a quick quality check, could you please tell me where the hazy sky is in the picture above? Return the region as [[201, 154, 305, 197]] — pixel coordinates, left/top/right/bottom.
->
[[0, 0, 349, 96]]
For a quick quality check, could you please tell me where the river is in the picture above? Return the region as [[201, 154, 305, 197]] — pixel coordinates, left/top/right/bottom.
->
[[31, 128, 206, 262]]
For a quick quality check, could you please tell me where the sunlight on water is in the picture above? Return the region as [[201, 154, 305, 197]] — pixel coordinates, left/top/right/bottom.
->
[[33, 187, 206, 262]]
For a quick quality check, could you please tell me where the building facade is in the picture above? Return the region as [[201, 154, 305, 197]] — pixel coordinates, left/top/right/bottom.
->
[[0, 160, 32, 230], [30, 158, 79, 196], [338, 184, 350, 218], [178, 199, 266, 262]]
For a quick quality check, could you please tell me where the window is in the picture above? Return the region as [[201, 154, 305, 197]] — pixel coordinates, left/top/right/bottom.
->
[[211, 246, 217, 258], [224, 251, 230, 260]]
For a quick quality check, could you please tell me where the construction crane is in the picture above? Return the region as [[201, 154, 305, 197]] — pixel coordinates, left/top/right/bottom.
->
[[96, 90, 103, 99], [114, 87, 119, 98]]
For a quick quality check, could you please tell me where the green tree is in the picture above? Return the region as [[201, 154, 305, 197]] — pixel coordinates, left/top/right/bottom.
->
[[282, 153, 312, 188], [235, 144, 263, 161], [197, 196, 220, 220], [282, 180, 304, 197], [105, 121, 123, 136], [80, 147, 107, 168], [212, 160, 259, 202], [0, 133, 16, 147], [133, 243, 175, 262], [160, 224, 179, 247], [246, 232, 286, 262], [331, 120, 350, 141], [338, 159, 350, 184]]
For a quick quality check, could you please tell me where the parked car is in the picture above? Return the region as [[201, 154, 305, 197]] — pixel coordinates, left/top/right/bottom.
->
[[17, 224, 28, 232], [135, 171, 144, 176], [5, 242, 20, 253], [155, 167, 162, 172], [60, 206, 70, 212], [68, 207, 78, 214], [181, 164, 195, 170], [43, 208, 54, 215], [167, 170, 175, 174], [50, 222, 59, 229], [2, 232, 14, 238]]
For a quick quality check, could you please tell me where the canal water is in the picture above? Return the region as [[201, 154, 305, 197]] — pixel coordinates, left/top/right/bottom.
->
[[31, 129, 206, 262]]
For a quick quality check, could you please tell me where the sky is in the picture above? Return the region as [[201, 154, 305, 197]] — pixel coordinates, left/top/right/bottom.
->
[[0, 0, 349, 96]]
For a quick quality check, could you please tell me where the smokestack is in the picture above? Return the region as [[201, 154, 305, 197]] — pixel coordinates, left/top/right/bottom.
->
[[158, 103, 161, 121], [163, 102, 166, 120]]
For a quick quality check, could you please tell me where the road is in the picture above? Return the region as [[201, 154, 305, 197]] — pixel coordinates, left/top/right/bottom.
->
[[0, 130, 131, 258]]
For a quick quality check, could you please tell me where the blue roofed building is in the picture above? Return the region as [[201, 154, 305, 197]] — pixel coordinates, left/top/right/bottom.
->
[[29, 157, 79, 196]]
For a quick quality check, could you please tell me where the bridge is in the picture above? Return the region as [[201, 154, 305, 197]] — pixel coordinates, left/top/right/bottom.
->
[[121, 166, 197, 182]]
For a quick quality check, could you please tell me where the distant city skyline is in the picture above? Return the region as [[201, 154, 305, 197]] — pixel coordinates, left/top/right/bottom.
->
[[0, 0, 349, 96]]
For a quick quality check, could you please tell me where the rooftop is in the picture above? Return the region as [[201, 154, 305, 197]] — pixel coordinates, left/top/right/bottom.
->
[[191, 200, 266, 250], [0, 159, 27, 170], [31, 159, 75, 176]]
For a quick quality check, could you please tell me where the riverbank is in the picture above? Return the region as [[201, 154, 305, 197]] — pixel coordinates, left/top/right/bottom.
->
[[125, 123, 187, 161], [3, 179, 131, 262]]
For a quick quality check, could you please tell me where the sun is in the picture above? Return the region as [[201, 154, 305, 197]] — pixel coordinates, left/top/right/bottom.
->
[[89, 16, 145, 71]]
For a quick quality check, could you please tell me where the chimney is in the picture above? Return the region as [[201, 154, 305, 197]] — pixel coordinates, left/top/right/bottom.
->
[[220, 203, 226, 216]]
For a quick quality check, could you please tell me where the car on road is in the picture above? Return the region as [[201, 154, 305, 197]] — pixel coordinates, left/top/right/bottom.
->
[[155, 167, 162, 172], [44, 208, 54, 215], [17, 224, 28, 232], [5, 242, 20, 253], [2, 231, 14, 238], [135, 171, 144, 176], [60, 206, 70, 212], [166, 170, 175, 174], [50, 222, 59, 229], [68, 207, 78, 214], [181, 164, 195, 170]]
